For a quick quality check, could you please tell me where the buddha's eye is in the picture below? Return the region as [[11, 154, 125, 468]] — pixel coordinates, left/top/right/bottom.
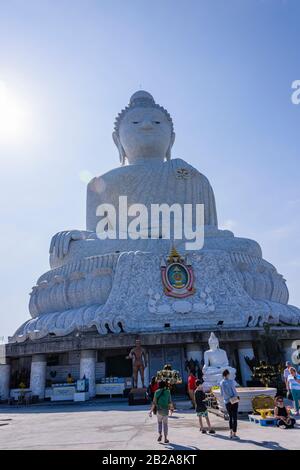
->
[[154, 121, 160, 124], [132, 121, 139, 124]]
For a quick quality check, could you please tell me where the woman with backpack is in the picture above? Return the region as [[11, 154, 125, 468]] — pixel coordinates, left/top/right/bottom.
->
[[149, 380, 172, 443]]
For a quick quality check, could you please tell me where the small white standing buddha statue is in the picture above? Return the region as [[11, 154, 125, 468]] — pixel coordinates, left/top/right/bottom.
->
[[202, 332, 236, 391]]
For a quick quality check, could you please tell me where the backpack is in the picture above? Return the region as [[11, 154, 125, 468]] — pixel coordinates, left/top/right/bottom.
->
[[152, 389, 165, 415]]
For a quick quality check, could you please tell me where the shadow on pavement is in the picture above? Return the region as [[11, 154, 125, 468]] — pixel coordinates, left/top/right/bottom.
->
[[164, 443, 200, 450], [0, 402, 151, 414], [210, 433, 288, 450]]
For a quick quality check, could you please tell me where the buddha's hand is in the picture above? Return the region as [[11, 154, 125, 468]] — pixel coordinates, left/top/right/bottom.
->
[[49, 230, 93, 259]]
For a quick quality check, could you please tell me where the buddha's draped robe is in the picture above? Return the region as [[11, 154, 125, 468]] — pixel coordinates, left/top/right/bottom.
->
[[86, 158, 218, 233]]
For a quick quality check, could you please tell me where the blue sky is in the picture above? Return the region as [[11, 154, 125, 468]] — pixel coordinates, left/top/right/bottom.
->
[[0, 0, 299, 339]]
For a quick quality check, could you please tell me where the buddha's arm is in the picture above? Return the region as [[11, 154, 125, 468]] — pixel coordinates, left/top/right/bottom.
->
[[198, 173, 218, 227], [49, 229, 95, 259], [203, 351, 210, 370], [49, 177, 106, 260], [220, 352, 229, 366], [86, 176, 109, 232]]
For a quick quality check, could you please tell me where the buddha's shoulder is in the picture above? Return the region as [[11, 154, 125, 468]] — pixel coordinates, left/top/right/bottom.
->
[[87, 162, 167, 189], [168, 158, 212, 185], [87, 165, 135, 191]]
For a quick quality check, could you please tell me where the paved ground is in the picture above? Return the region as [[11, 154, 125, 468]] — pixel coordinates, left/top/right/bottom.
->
[[0, 400, 299, 450]]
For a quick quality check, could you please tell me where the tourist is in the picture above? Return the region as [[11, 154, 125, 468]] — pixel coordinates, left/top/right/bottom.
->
[[194, 380, 215, 434], [283, 361, 292, 391], [274, 396, 295, 429], [165, 380, 175, 416], [66, 373, 74, 384], [220, 369, 239, 438], [148, 376, 158, 402], [287, 367, 300, 415], [150, 380, 172, 444], [188, 371, 197, 408]]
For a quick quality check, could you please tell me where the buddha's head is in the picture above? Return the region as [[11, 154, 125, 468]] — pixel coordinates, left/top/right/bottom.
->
[[208, 332, 219, 351], [113, 90, 175, 165]]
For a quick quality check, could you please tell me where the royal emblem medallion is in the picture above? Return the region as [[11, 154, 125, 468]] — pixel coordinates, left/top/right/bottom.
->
[[161, 246, 195, 298]]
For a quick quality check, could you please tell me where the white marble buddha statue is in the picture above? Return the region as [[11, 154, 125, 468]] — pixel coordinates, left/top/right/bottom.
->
[[202, 332, 236, 391], [11, 90, 300, 343], [49, 90, 218, 268]]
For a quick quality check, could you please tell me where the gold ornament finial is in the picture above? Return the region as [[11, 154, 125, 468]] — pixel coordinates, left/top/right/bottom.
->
[[170, 245, 180, 259], [168, 244, 182, 262]]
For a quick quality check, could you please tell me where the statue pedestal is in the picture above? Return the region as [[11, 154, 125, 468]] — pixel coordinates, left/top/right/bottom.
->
[[212, 387, 277, 413], [128, 387, 148, 406]]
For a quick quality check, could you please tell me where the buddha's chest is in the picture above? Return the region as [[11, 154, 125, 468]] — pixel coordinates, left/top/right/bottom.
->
[[99, 168, 199, 207], [207, 351, 227, 366]]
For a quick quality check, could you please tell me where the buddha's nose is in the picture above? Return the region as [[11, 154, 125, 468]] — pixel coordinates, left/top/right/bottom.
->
[[140, 120, 154, 130]]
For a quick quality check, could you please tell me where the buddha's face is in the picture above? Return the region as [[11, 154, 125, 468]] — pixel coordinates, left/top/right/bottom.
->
[[114, 107, 175, 164], [208, 337, 219, 351]]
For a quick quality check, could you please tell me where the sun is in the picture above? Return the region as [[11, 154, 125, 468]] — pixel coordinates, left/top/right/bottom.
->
[[0, 81, 30, 144]]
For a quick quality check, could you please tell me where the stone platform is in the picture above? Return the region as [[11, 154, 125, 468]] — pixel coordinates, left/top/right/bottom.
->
[[0, 400, 299, 450]]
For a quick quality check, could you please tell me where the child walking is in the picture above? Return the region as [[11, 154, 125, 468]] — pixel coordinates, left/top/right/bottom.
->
[[194, 380, 215, 434]]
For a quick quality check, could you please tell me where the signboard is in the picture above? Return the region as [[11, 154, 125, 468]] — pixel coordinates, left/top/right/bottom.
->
[[76, 379, 88, 392], [51, 385, 75, 401], [96, 383, 125, 396]]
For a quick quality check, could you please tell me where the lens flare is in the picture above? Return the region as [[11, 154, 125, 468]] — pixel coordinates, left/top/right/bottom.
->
[[79, 170, 94, 184], [0, 81, 31, 145]]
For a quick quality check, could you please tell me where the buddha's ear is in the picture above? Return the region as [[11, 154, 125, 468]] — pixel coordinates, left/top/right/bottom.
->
[[112, 131, 126, 165], [166, 132, 176, 161]]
